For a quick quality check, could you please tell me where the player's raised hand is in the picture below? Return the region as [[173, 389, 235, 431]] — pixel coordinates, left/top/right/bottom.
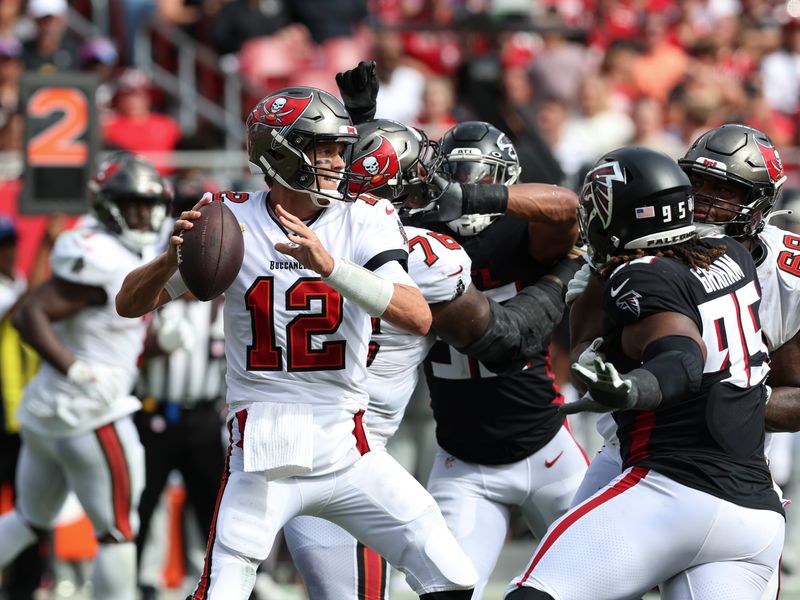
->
[[171, 194, 212, 267], [273, 204, 335, 276], [335, 60, 378, 124]]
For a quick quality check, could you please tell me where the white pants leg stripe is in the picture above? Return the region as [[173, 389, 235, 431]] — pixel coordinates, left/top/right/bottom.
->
[[95, 422, 133, 541], [192, 418, 235, 600], [516, 466, 649, 588], [563, 422, 591, 465]]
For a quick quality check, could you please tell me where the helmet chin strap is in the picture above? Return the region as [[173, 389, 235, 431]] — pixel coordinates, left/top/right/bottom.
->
[[766, 209, 792, 223]]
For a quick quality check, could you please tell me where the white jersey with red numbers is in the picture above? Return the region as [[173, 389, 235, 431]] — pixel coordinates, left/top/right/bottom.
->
[[365, 226, 472, 448], [215, 190, 411, 474], [755, 223, 800, 352], [17, 219, 153, 438]]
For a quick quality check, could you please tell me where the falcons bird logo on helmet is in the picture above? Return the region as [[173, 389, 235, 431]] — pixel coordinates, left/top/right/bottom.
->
[[582, 161, 627, 229]]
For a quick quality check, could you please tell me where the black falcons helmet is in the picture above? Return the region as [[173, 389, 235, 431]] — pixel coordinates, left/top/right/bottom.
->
[[438, 121, 520, 235], [246, 87, 360, 206], [679, 123, 786, 238], [87, 152, 170, 250], [579, 146, 696, 266], [439, 121, 521, 186], [347, 118, 443, 206]]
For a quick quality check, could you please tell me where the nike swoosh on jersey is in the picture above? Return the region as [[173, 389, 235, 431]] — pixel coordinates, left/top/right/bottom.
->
[[447, 266, 464, 277], [544, 450, 564, 468], [610, 278, 630, 298]]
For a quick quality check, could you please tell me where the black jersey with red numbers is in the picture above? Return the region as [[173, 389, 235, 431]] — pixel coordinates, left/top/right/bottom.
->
[[423, 215, 565, 465], [603, 236, 782, 514]]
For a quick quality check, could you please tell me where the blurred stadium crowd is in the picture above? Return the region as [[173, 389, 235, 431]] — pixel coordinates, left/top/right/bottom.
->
[[3, 0, 800, 598]]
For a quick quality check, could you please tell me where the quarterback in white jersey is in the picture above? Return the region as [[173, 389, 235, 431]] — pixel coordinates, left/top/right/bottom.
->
[[116, 86, 478, 600], [0, 153, 169, 600], [566, 125, 796, 600]]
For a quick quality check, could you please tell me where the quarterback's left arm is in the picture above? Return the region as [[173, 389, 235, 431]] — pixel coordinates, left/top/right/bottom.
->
[[765, 332, 800, 432], [273, 204, 431, 336]]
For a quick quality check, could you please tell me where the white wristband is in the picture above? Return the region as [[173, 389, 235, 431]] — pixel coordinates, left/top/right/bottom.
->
[[165, 270, 189, 300], [323, 257, 394, 317]]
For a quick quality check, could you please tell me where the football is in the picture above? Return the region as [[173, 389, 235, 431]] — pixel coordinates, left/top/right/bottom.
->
[[178, 200, 244, 301]]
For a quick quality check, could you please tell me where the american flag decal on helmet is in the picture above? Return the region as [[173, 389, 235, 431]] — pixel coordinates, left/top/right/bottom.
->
[[582, 160, 627, 229]]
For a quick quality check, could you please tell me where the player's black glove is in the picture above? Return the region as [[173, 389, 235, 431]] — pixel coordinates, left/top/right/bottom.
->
[[335, 60, 378, 125], [421, 174, 509, 224]]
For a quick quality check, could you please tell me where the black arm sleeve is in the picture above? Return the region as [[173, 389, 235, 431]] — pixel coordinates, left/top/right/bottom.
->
[[456, 278, 565, 375]]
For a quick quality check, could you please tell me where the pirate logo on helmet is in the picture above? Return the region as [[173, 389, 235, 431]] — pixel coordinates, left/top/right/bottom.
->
[[247, 93, 314, 129], [755, 138, 786, 186], [349, 136, 401, 194]]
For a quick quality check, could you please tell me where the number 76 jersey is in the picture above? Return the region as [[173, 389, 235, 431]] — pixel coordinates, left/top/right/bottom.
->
[[365, 226, 472, 447]]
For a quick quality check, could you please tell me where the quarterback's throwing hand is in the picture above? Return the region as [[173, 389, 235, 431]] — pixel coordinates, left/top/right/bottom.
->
[[274, 204, 335, 276], [171, 194, 212, 266]]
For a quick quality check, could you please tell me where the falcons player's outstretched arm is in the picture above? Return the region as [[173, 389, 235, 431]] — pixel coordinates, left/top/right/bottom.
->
[[566, 311, 706, 413], [433, 253, 583, 375], [764, 333, 800, 432]]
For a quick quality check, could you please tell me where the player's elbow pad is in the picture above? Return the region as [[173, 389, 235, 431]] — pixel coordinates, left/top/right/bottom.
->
[[456, 279, 565, 374], [631, 335, 705, 409]]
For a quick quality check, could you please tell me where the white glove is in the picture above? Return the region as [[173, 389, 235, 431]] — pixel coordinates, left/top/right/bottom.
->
[[577, 337, 605, 371], [157, 317, 196, 353], [565, 262, 592, 305], [66, 360, 126, 407]]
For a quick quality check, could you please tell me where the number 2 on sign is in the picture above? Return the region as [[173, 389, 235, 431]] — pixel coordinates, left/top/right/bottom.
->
[[28, 88, 89, 167]]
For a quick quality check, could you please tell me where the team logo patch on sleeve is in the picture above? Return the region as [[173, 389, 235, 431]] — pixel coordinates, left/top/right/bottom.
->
[[615, 289, 642, 317]]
